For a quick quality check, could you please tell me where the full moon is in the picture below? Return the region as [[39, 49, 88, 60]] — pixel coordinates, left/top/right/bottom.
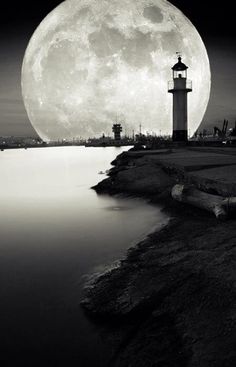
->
[[22, 0, 211, 141]]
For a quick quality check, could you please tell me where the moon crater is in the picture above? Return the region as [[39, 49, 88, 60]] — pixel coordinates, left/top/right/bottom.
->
[[143, 6, 164, 23]]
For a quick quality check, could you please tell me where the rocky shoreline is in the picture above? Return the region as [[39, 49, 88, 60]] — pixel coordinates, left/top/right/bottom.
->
[[81, 150, 236, 367], [92, 149, 175, 199]]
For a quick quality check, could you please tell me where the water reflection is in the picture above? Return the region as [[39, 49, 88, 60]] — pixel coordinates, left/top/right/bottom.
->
[[0, 147, 167, 366]]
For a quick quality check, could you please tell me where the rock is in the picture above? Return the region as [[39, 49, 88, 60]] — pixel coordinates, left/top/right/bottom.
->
[[93, 154, 175, 197], [86, 149, 236, 366], [81, 216, 236, 366]]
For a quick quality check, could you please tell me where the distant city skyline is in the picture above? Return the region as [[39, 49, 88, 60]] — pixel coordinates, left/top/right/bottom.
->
[[0, 0, 235, 137]]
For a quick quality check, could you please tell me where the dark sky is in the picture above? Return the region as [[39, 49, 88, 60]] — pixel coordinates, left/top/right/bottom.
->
[[0, 0, 235, 136]]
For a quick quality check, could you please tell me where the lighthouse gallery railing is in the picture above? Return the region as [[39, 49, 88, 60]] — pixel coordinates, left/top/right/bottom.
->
[[168, 80, 192, 91]]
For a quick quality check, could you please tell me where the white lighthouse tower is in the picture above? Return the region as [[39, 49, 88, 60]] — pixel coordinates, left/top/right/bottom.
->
[[168, 56, 192, 142]]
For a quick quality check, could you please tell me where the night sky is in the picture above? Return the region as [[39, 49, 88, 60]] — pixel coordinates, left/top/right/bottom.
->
[[0, 0, 235, 137]]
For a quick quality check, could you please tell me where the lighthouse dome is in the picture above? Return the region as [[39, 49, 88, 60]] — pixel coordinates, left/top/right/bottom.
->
[[172, 57, 188, 71]]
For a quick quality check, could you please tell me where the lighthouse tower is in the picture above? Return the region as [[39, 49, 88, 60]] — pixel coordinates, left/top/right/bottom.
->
[[168, 56, 192, 142]]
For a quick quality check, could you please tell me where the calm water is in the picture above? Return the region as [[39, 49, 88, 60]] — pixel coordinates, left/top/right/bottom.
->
[[0, 146, 167, 366]]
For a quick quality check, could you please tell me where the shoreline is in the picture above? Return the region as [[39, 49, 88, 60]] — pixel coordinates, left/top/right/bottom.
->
[[81, 149, 236, 367]]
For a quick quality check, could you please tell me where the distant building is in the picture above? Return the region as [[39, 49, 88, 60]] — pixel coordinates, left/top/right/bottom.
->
[[168, 56, 192, 142], [112, 124, 122, 141], [0, 136, 42, 148]]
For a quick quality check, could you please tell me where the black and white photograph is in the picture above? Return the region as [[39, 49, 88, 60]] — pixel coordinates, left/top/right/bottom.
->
[[1, 0, 236, 366]]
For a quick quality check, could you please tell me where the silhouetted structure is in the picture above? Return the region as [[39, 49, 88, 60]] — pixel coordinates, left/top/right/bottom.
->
[[214, 119, 228, 138], [229, 121, 236, 137], [168, 56, 192, 142], [112, 124, 123, 141]]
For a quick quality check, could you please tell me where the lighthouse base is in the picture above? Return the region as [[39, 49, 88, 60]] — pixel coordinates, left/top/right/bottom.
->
[[172, 130, 188, 142]]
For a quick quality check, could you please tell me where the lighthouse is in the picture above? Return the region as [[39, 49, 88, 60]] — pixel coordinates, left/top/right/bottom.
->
[[168, 56, 192, 142]]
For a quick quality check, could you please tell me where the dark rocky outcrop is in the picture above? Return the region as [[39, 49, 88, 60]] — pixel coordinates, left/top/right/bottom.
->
[[82, 215, 236, 367], [93, 152, 175, 198], [82, 149, 236, 366]]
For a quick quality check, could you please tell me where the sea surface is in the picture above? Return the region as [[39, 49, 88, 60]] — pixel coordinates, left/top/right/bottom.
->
[[0, 146, 168, 366]]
